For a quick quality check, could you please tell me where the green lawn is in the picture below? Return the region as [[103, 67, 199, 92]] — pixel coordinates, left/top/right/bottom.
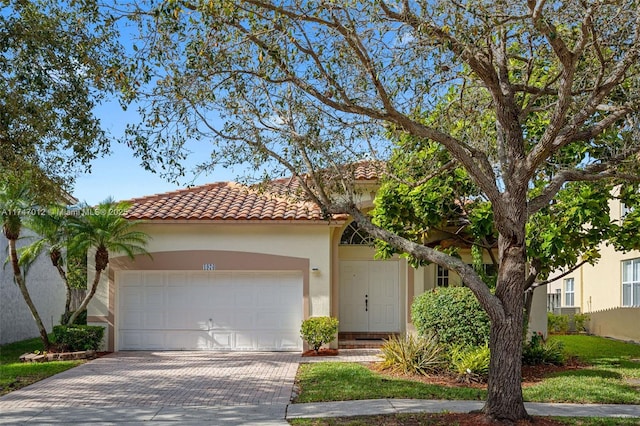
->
[[294, 362, 485, 403], [293, 335, 640, 405], [522, 335, 640, 404], [552, 335, 640, 362], [0, 337, 84, 396]]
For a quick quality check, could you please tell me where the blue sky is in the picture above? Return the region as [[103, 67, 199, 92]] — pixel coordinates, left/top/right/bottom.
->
[[72, 100, 237, 205]]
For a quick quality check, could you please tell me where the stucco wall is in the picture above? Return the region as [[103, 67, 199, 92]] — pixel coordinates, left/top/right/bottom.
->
[[547, 244, 640, 312], [547, 194, 640, 312], [88, 222, 335, 320], [588, 307, 640, 343], [0, 232, 66, 344]]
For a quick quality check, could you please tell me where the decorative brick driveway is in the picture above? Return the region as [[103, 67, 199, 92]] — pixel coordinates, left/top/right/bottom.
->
[[0, 351, 300, 409]]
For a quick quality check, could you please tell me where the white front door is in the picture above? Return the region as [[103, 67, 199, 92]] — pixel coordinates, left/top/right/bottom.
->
[[339, 260, 399, 332]]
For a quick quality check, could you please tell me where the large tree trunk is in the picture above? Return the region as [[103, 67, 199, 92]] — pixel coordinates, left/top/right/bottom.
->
[[8, 238, 51, 350], [483, 199, 529, 422], [484, 276, 528, 421]]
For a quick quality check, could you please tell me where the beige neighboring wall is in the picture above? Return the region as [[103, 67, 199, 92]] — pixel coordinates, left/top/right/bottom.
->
[[589, 308, 640, 343], [582, 244, 639, 312], [548, 244, 640, 313], [546, 192, 640, 347]]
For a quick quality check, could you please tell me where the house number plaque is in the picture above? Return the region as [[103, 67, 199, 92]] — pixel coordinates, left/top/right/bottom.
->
[[202, 263, 216, 271]]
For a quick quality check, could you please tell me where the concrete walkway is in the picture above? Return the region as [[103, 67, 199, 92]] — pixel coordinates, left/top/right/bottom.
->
[[1, 349, 639, 424], [287, 399, 640, 420]]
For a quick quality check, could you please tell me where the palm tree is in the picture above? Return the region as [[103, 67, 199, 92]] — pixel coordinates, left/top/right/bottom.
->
[[66, 199, 150, 325], [0, 179, 51, 349], [21, 208, 84, 322]]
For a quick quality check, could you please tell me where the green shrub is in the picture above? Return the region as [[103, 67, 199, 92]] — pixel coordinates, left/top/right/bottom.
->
[[548, 313, 569, 334], [380, 333, 445, 376], [52, 325, 104, 352], [449, 344, 490, 383], [522, 332, 565, 366], [411, 286, 490, 348], [573, 313, 590, 333], [300, 316, 339, 353]]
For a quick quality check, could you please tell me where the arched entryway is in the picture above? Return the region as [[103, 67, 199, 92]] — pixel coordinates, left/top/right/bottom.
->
[[337, 221, 401, 339]]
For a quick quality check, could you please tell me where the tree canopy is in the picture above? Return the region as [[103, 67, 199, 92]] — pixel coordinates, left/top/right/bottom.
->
[[1, 0, 124, 191], [119, 0, 640, 421]]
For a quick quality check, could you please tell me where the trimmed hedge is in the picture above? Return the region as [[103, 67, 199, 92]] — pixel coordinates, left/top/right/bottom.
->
[[53, 325, 104, 352], [411, 286, 490, 348], [548, 313, 569, 334]]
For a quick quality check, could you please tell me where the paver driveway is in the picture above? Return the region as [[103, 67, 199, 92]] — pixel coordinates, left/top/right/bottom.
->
[[0, 351, 300, 409]]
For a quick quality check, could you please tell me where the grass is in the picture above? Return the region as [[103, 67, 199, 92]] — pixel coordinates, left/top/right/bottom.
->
[[288, 415, 640, 425], [0, 337, 84, 396], [522, 335, 640, 404], [294, 362, 486, 403], [293, 335, 640, 405]]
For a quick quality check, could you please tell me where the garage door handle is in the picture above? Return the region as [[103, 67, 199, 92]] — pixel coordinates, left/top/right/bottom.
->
[[365, 294, 368, 312]]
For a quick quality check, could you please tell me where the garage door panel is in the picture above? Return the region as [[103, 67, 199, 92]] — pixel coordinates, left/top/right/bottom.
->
[[232, 312, 257, 329], [142, 311, 166, 329], [234, 286, 257, 306], [120, 311, 143, 329], [209, 284, 234, 307], [257, 333, 278, 349], [234, 333, 255, 350], [118, 270, 303, 351], [166, 287, 190, 309], [143, 272, 165, 286], [211, 332, 233, 349], [144, 287, 165, 307], [121, 287, 142, 305]]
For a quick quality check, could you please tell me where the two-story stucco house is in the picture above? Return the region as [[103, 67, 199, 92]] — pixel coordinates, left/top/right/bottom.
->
[[88, 165, 547, 352], [547, 190, 640, 342]]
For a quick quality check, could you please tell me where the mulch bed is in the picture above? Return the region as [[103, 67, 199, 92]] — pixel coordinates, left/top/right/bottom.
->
[[301, 348, 340, 357], [19, 348, 111, 363], [367, 356, 585, 389], [324, 413, 567, 425]]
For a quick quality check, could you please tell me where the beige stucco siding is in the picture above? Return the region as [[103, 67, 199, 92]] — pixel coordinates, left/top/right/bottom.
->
[[87, 222, 336, 350], [548, 244, 640, 312], [582, 244, 635, 312], [135, 223, 334, 316]]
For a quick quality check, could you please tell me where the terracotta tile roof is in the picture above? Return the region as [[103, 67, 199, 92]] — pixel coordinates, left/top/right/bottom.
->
[[124, 182, 326, 221], [124, 161, 382, 222], [352, 160, 384, 181]]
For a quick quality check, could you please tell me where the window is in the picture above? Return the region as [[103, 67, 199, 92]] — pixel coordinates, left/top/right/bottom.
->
[[564, 278, 575, 307], [339, 221, 375, 245], [436, 265, 449, 287], [622, 258, 640, 307], [621, 203, 634, 219]]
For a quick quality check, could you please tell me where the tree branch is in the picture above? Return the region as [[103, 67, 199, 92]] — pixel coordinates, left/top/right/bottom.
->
[[343, 207, 505, 321]]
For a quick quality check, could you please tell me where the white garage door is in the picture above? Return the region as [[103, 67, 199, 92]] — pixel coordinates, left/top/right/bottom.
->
[[117, 270, 303, 351]]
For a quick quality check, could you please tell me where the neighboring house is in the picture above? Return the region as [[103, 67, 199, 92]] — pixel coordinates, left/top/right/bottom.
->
[[547, 193, 640, 342], [88, 165, 547, 352], [0, 230, 66, 344]]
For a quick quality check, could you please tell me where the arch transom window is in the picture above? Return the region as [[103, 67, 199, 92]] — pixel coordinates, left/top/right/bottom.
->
[[340, 221, 376, 246]]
